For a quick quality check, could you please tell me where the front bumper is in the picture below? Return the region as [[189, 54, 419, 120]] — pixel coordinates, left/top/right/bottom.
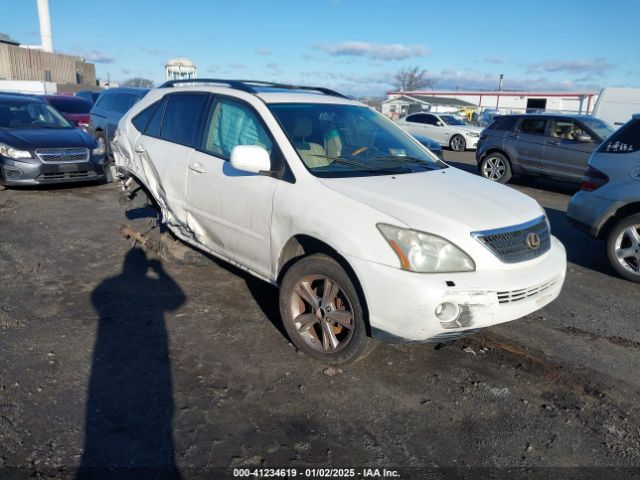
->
[[0, 155, 106, 186], [464, 136, 479, 150], [348, 237, 567, 342]]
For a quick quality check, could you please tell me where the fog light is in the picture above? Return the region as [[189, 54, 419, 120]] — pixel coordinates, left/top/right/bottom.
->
[[2, 166, 23, 180], [435, 301, 461, 323]]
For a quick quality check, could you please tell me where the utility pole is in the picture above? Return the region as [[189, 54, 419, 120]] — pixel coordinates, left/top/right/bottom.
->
[[496, 74, 504, 108]]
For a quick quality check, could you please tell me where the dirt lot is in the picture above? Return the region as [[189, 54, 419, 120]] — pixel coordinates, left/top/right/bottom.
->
[[1, 152, 639, 479]]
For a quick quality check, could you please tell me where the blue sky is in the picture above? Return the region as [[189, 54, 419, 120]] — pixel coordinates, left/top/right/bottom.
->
[[2, 0, 639, 96]]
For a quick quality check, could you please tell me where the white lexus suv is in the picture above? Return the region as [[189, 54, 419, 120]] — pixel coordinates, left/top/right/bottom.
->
[[112, 79, 566, 364]]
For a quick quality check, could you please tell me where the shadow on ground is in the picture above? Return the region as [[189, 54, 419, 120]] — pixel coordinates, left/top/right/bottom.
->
[[545, 207, 614, 276], [76, 248, 185, 480]]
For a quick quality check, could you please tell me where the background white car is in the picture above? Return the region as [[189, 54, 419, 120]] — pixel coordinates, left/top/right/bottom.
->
[[396, 112, 483, 151]]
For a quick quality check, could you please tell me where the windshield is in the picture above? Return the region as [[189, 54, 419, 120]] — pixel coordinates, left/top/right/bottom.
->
[[269, 103, 446, 178], [0, 100, 73, 129], [440, 115, 467, 126], [581, 117, 615, 140]]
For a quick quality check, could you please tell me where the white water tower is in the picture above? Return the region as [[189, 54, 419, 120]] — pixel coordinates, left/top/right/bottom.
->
[[165, 58, 197, 81]]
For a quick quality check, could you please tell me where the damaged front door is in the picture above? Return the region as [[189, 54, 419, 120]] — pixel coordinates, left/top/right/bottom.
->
[[185, 96, 277, 279]]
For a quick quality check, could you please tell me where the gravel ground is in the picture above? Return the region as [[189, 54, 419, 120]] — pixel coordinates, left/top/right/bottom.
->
[[1, 152, 639, 479]]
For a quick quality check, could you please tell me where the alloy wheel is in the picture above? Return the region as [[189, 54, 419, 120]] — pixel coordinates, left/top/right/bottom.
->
[[450, 136, 465, 152], [614, 224, 640, 275], [482, 157, 506, 181], [289, 275, 354, 353]]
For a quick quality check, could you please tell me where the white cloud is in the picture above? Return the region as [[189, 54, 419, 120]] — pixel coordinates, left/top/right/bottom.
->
[[312, 41, 428, 61], [527, 58, 615, 75]]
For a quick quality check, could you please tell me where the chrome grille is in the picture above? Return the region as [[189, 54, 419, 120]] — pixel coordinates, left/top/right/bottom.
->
[[497, 278, 557, 304], [472, 216, 550, 264], [36, 148, 89, 163]]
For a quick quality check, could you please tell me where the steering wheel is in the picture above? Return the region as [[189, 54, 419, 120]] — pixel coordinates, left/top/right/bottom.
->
[[351, 146, 368, 156]]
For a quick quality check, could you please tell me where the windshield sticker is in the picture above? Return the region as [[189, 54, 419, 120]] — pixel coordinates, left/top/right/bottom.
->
[[630, 166, 640, 182], [605, 141, 634, 152]]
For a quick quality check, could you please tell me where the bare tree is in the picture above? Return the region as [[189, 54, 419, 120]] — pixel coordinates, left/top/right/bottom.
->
[[393, 67, 435, 91], [122, 77, 154, 88]]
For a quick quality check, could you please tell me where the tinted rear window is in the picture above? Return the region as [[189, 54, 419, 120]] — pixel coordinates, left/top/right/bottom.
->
[[517, 118, 547, 135], [112, 94, 136, 114], [597, 119, 639, 154], [487, 116, 517, 131], [132, 101, 161, 133], [159, 93, 209, 147], [47, 97, 92, 114]]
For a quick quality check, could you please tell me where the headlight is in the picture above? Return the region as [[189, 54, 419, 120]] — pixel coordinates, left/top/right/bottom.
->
[[377, 224, 475, 273], [0, 143, 32, 159], [465, 132, 480, 137], [92, 137, 106, 155]]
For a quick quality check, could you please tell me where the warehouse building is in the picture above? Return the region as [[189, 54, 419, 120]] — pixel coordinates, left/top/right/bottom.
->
[[0, 32, 97, 93], [383, 89, 598, 119]]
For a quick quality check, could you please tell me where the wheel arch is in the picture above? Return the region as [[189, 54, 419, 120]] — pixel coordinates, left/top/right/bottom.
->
[[598, 201, 640, 239], [276, 234, 371, 335]]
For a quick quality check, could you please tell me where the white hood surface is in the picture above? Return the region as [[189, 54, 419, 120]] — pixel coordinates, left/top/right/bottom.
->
[[459, 125, 484, 134], [320, 166, 543, 233]]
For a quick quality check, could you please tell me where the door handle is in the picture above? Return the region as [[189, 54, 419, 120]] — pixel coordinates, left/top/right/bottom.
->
[[506, 134, 519, 139], [546, 140, 561, 146], [188, 162, 206, 173], [134, 144, 146, 153]]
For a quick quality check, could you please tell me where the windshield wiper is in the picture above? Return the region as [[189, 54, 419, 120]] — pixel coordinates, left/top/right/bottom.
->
[[309, 154, 377, 171], [371, 155, 443, 170]]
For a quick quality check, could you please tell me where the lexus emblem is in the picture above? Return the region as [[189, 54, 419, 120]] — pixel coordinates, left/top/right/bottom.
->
[[526, 232, 541, 250]]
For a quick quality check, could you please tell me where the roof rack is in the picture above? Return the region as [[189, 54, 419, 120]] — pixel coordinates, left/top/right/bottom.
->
[[157, 78, 348, 99]]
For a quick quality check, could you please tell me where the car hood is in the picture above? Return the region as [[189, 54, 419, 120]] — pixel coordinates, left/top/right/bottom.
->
[[0, 127, 95, 150], [456, 125, 483, 135], [319, 167, 544, 233]]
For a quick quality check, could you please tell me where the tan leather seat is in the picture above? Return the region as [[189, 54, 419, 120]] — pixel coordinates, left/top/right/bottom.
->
[[291, 117, 328, 168]]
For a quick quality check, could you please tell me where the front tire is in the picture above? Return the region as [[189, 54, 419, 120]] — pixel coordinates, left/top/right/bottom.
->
[[279, 254, 370, 364], [606, 214, 640, 283], [479, 152, 512, 184], [449, 134, 466, 152]]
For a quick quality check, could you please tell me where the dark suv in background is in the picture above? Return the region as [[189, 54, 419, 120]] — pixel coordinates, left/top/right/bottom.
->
[[89, 87, 149, 157], [476, 113, 614, 184]]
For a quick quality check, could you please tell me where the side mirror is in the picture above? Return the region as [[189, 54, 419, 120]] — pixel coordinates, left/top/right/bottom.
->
[[230, 145, 271, 174], [575, 134, 592, 143], [436, 121, 444, 127]]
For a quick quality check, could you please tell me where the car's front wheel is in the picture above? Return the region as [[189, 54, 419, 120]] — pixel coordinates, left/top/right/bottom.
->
[[479, 152, 512, 183], [606, 214, 640, 283], [279, 254, 371, 364], [449, 134, 466, 152]]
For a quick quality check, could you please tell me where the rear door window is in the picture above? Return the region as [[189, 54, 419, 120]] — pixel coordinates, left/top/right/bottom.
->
[[597, 119, 639, 154], [406, 114, 428, 124], [423, 114, 439, 125], [517, 118, 547, 135], [159, 93, 209, 147]]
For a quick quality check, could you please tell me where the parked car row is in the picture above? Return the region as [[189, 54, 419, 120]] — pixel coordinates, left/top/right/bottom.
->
[[0, 80, 637, 366]]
